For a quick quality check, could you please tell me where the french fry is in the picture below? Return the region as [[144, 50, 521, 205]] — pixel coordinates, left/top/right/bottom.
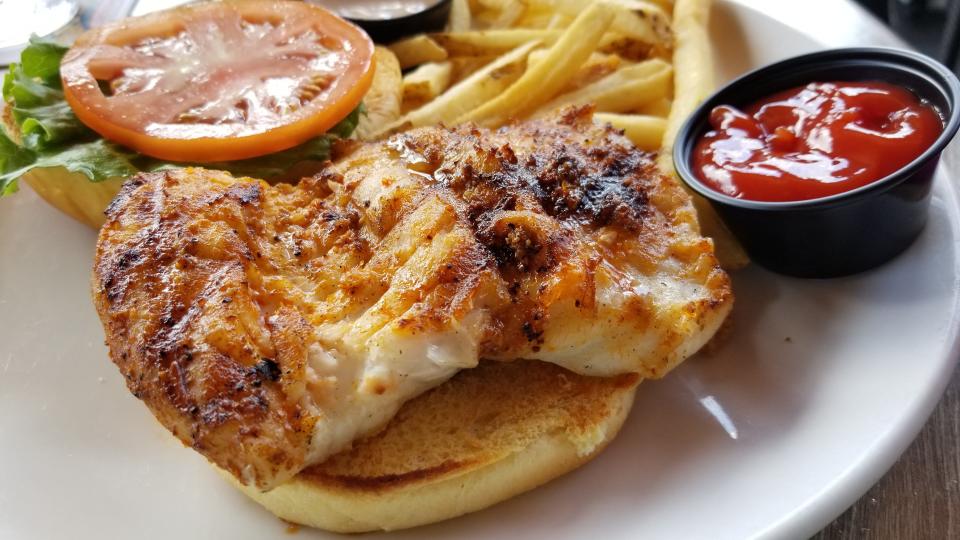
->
[[594, 113, 666, 151], [635, 97, 672, 117], [492, 0, 526, 26], [546, 12, 573, 28], [599, 33, 655, 61], [449, 55, 498, 82], [645, 0, 675, 10], [563, 52, 623, 91], [447, 0, 472, 31], [658, 0, 750, 269], [534, 59, 671, 116], [402, 62, 453, 113], [389, 35, 448, 69], [475, 0, 513, 9], [432, 28, 650, 59], [528, 50, 623, 92], [529, 0, 672, 46], [355, 47, 403, 141], [458, 2, 615, 126], [430, 29, 559, 56], [376, 40, 542, 136], [515, 6, 561, 29]]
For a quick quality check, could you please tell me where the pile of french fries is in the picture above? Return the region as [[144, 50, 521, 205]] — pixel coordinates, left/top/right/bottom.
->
[[357, 0, 687, 152], [355, 0, 750, 268]]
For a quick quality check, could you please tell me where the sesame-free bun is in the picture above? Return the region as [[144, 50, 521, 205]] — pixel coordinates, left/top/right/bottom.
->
[[224, 360, 639, 533]]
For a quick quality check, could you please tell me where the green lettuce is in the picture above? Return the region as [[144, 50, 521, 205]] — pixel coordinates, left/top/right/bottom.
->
[[1, 37, 362, 197]]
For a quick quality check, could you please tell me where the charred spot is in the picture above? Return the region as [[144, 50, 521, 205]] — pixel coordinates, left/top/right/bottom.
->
[[104, 176, 147, 218], [253, 358, 282, 383], [115, 248, 141, 270], [522, 321, 543, 342], [321, 210, 342, 222], [228, 182, 262, 206]]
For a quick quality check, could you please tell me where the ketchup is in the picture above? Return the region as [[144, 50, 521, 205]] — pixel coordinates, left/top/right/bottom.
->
[[693, 81, 943, 202]]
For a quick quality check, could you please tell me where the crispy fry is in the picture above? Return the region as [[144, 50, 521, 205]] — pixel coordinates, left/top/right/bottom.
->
[[431, 29, 559, 55], [389, 35, 448, 69], [402, 62, 453, 113], [458, 2, 615, 126], [659, 0, 750, 269], [529, 0, 671, 46], [594, 113, 666, 151], [356, 47, 403, 141], [598, 33, 655, 61], [449, 55, 498, 82], [377, 40, 541, 136], [516, 6, 562, 29], [492, 0, 526, 26], [635, 97, 672, 117], [475, 0, 513, 9], [546, 12, 573, 28], [448, 0, 472, 31], [554, 52, 623, 91], [534, 59, 671, 116]]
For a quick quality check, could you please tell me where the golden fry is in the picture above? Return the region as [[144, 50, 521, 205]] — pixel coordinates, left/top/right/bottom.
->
[[458, 2, 615, 126], [431, 29, 560, 56], [534, 59, 671, 116], [594, 113, 666, 151], [389, 35, 448, 69], [635, 97, 672, 117], [447, 0, 472, 31], [659, 0, 750, 269], [529, 0, 671, 46], [402, 62, 454, 113], [449, 55, 498, 82], [377, 40, 541, 136]]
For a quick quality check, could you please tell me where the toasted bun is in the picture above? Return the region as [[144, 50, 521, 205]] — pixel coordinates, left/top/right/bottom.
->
[[224, 360, 639, 533], [21, 168, 122, 228]]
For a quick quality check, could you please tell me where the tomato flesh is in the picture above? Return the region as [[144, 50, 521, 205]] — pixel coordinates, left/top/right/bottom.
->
[[61, 1, 374, 162]]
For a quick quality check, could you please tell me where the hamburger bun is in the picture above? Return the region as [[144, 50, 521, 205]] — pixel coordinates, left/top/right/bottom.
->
[[224, 360, 639, 533]]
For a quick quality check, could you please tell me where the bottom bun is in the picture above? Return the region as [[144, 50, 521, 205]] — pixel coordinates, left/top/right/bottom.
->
[[224, 360, 639, 533]]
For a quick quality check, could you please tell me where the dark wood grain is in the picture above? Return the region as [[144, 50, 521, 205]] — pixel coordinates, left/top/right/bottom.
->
[[814, 365, 960, 539]]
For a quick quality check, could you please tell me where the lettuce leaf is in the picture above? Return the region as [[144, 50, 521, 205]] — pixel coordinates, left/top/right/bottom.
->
[[1, 37, 362, 198]]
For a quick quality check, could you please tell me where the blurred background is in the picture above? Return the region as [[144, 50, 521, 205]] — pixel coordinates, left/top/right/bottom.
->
[[856, 0, 960, 70]]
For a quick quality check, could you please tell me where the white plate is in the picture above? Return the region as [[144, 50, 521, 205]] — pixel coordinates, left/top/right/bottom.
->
[[2, 2, 959, 539]]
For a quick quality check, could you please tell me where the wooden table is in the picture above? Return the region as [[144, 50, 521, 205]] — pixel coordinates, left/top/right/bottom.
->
[[814, 365, 960, 538], [729, 1, 960, 536]]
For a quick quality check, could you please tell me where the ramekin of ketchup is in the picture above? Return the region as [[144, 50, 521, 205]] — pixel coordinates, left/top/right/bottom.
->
[[673, 48, 960, 278], [694, 82, 942, 202]]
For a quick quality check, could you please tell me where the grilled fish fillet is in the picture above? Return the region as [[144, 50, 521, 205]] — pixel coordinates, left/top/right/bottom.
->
[[92, 107, 732, 490]]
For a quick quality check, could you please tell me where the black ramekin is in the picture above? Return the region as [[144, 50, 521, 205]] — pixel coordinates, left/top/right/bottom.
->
[[673, 47, 960, 278], [343, 0, 452, 44]]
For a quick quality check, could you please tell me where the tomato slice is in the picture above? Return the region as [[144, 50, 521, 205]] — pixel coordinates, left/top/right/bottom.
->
[[60, 1, 374, 162]]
